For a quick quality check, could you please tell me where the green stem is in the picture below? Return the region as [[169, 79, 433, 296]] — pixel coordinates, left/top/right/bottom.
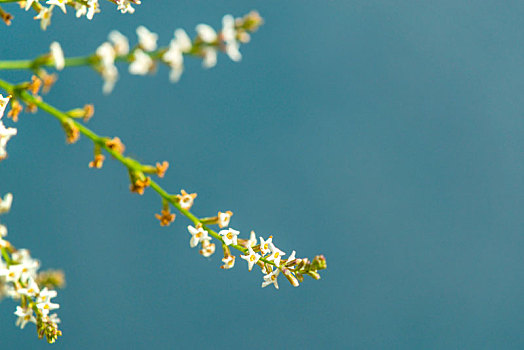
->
[[0, 77, 276, 266]]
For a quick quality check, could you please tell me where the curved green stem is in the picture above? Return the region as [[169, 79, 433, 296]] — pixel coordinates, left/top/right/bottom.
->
[[0, 77, 275, 266]]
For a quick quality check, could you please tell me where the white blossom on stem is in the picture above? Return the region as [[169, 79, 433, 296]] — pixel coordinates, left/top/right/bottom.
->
[[187, 225, 210, 248], [14, 306, 36, 329], [136, 26, 158, 52], [109, 30, 130, 55], [240, 246, 260, 271], [49, 41, 64, 71], [129, 49, 153, 75], [219, 228, 240, 246], [261, 268, 280, 289], [46, 0, 66, 14]]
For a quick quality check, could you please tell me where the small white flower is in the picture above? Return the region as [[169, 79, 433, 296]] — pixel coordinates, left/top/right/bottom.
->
[[219, 228, 240, 246], [49, 41, 64, 71], [75, 0, 99, 20], [36, 287, 59, 316], [25, 0, 39, 11], [136, 26, 158, 52], [17, 277, 40, 297], [116, 0, 139, 14], [266, 243, 285, 266], [187, 225, 210, 248], [259, 236, 273, 255], [0, 96, 17, 160], [240, 246, 261, 271], [222, 14, 242, 62], [0, 264, 24, 283], [202, 47, 217, 68], [34, 5, 53, 30], [96, 42, 115, 67], [246, 230, 257, 247], [221, 255, 235, 269], [14, 306, 36, 329], [174, 29, 192, 52], [129, 49, 153, 75], [261, 268, 280, 289], [286, 250, 296, 265], [46, 0, 67, 14], [163, 40, 184, 83], [217, 211, 233, 228], [101, 64, 118, 94], [0, 193, 13, 214], [199, 240, 215, 257], [108, 30, 129, 55], [196, 24, 217, 43]]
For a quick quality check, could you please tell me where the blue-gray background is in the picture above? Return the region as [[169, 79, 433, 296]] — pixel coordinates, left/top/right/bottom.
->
[[1, 1, 524, 348]]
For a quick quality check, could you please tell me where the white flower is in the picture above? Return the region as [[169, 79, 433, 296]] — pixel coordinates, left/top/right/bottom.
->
[[202, 47, 217, 68], [286, 250, 296, 266], [96, 42, 115, 67], [217, 210, 233, 228], [221, 255, 235, 269], [222, 14, 242, 62], [25, 0, 39, 11], [0, 95, 16, 161], [129, 49, 153, 75], [34, 6, 53, 31], [247, 230, 257, 247], [14, 306, 36, 329], [163, 41, 184, 83], [176, 190, 197, 210], [196, 24, 217, 43], [49, 41, 64, 71], [17, 277, 40, 297], [199, 240, 215, 257], [0, 264, 24, 283], [240, 246, 260, 271], [187, 225, 210, 248], [0, 193, 13, 214], [109, 30, 129, 55], [266, 243, 285, 266], [259, 236, 273, 255], [136, 26, 158, 52], [75, 0, 99, 20], [36, 287, 59, 316], [261, 268, 280, 289], [174, 29, 192, 52], [116, 0, 139, 14], [219, 228, 239, 246], [46, 0, 66, 14], [101, 64, 118, 94]]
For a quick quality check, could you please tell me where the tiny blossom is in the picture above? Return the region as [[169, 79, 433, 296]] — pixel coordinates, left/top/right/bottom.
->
[[196, 24, 217, 43], [217, 210, 233, 228], [17, 277, 40, 297], [34, 6, 53, 30], [199, 240, 215, 257], [187, 225, 210, 248], [25, 0, 38, 11], [222, 14, 242, 62], [176, 190, 197, 210], [174, 29, 192, 52], [286, 250, 296, 265], [0, 192, 13, 214], [0, 264, 24, 283], [261, 268, 280, 289], [202, 47, 217, 68], [75, 0, 99, 20], [46, 0, 66, 14], [246, 230, 257, 247], [49, 41, 64, 71], [163, 41, 184, 83], [219, 228, 240, 246], [259, 236, 273, 255], [14, 306, 36, 329], [116, 0, 140, 14], [221, 255, 235, 269], [37, 298, 60, 317], [0, 95, 17, 161], [129, 49, 154, 75], [96, 42, 118, 94], [240, 246, 261, 271], [109, 30, 129, 55], [136, 26, 158, 52], [266, 243, 285, 266], [96, 42, 116, 67]]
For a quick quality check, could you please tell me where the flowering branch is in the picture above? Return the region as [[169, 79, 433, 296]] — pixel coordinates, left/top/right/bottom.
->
[[0, 75, 327, 289]]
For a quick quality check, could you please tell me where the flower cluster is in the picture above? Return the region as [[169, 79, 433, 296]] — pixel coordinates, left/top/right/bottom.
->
[[184, 194, 327, 290], [0, 94, 17, 160], [93, 11, 263, 93], [1, 0, 141, 30], [0, 193, 64, 343]]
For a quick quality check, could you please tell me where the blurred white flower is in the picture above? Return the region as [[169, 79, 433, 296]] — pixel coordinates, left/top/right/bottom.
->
[[34, 6, 53, 31], [129, 49, 153, 75], [109, 30, 129, 55], [46, 0, 66, 14], [202, 47, 217, 68], [49, 41, 64, 71], [174, 29, 192, 52], [222, 14, 242, 62], [116, 0, 140, 14], [136, 26, 158, 52], [14, 306, 36, 329], [196, 24, 217, 43], [0, 95, 17, 161]]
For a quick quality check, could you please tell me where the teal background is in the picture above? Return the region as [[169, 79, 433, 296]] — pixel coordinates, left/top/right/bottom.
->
[[1, 1, 524, 348]]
